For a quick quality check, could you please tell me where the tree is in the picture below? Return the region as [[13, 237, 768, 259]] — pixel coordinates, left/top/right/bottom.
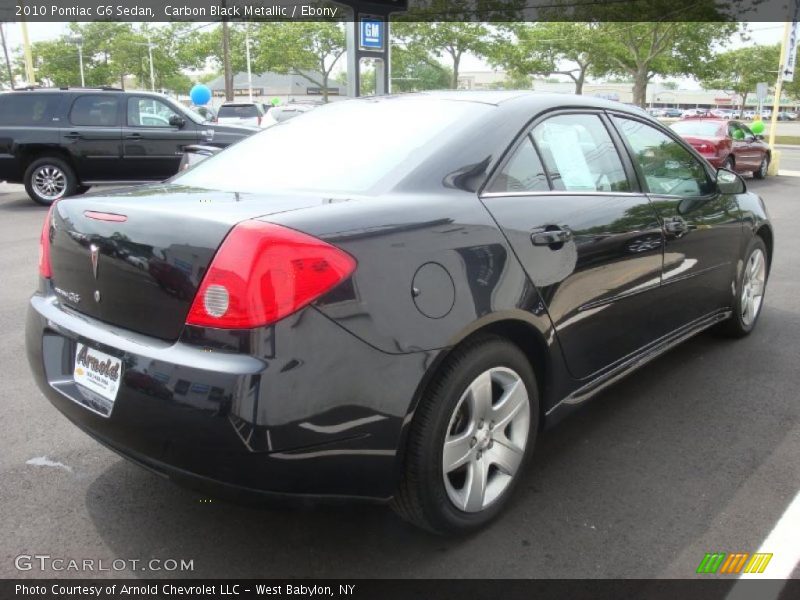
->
[[22, 23, 200, 92], [0, 23, 13, 88], [252, 22, 345, 102], [591, 21, 738, 107], [392, 21, 490, 89], [390, 43, 452, 92], [699, 45, 779, 113], [489, 22, 602, 94]]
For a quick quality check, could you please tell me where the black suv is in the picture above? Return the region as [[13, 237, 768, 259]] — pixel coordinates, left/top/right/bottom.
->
[[0, 88, 258, 205]]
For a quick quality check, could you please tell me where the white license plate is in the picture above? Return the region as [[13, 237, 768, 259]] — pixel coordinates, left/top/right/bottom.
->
[[74, 343, 122, 412]]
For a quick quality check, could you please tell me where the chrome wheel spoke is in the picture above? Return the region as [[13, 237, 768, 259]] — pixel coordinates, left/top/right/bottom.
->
[[463, 459, 488, 512], [751, 279, 765, 297], [443, 431, 475, 473], [492, 379, 527, 431], [467, 370, 493, 419], [486, 440, 523, 476]]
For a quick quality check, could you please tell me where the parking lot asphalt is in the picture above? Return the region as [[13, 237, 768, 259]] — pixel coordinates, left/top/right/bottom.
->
[[1, 167, 798, 580]]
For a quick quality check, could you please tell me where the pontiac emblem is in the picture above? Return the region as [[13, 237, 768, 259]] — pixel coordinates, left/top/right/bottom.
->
[[90, 244, 99, 279]]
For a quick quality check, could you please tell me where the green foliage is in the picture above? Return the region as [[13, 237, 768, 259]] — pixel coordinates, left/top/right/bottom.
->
[[251, 22, 345, 101], [591, 21, 739, 106], [487, 22, 602, 94], [390, 44, 452, 92], [21, 22, 203, 92], [392, 18, 491, 89], [699, 44, 780, 110]]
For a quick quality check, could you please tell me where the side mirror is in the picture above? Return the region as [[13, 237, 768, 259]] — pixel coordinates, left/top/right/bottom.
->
[[169, 115, 186, 129], [755, 134, 764, 141], [716, 167, 746, 195]]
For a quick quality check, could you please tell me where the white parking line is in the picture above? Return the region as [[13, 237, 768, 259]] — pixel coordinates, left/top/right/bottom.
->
[[726, 489, 800, 600], [778, 169, 800, 177]]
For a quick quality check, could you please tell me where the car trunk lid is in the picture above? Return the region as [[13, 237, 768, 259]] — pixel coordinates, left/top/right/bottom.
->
[[48, 184, 333, 340]]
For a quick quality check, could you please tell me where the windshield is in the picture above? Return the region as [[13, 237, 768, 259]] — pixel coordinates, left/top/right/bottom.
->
[[218, 104, 259, 118], [670, 121, 724, 137], [173, 97, 489, 195]]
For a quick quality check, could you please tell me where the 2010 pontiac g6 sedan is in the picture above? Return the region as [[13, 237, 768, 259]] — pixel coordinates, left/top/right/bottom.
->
[[26, 92, 772, 534]]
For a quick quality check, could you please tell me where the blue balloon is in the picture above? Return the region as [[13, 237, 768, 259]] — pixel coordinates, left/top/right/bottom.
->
[[189, 84, 212, 106]]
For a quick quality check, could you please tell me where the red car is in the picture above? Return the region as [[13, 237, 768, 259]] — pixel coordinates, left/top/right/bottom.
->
[[670, 119, 770, 179]]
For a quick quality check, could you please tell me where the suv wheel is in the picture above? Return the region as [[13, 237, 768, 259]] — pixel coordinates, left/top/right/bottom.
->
[[24, 156, 78, 206], [392, 335, 539, 534]]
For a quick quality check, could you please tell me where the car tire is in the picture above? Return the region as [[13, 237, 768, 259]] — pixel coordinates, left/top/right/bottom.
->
[[753, 155, 769, 179], [721, 156, 735, 171], [392, 335, 539, 534], [715, 236, 769, 338], [24, 156, 78, 206]]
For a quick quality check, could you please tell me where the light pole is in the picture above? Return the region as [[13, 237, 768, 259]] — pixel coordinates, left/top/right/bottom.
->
[[245, 29, 253, 102], [132, 37, 156, 91], [147, 34, 155, 91], [70, 36, 85, 87]]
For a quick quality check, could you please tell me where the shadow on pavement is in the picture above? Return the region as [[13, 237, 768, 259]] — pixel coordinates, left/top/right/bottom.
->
[[82, 304, 800, 578]]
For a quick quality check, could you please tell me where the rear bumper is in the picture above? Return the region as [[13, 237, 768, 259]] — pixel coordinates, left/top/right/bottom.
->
[[26, 290, 433, 500], [703, 155, 724, 168]]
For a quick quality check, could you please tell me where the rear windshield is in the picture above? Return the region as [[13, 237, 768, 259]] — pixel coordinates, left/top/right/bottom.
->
[[0, 93, 61, 126], [218, 104, 259, 118], [174, 98, 489, 195], [670, 121, 724, 137]]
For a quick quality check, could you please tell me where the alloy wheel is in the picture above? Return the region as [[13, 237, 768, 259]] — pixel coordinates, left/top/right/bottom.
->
[[741, 248, 766, 326], [32, 165, 67, 201], [442, 367, 530, 513]]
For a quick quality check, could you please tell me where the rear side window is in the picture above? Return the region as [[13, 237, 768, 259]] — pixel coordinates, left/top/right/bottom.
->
[[614, 116, 714, 197], [218, 104, 260, 118], [0, 93, 60, 126], [532, 114, 630, 192], [69, 95, 119, 127], [486, 137, 549, 193]]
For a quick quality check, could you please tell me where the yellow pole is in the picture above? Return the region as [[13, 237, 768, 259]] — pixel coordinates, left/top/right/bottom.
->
[[20, 20, 35, 85], [766, 21, 791, 175]]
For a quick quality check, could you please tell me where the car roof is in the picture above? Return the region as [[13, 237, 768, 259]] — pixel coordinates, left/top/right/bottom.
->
[[353, 90, 656, 117]]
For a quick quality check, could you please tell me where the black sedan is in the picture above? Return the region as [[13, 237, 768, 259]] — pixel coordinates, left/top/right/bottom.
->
[[26, 92, 772, 534]]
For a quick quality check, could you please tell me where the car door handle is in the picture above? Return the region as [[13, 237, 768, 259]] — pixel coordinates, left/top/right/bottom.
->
[[531, 227, 573, 246], [125, 133, 142, 139], [64, 131, 81, 140]]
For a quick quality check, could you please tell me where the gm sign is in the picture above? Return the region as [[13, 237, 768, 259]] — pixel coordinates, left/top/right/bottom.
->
[[360, 17, 384, 51]]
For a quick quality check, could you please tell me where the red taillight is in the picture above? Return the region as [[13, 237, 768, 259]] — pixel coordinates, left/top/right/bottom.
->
[[186, 221, 356, 329], [38, 203, 56, 278]]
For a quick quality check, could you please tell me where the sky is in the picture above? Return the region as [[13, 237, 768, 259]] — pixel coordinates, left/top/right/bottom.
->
[[1, 21, 791, 88]]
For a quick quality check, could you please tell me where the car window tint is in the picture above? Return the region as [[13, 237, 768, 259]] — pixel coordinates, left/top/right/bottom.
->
[[0, 93, 61, 126], [127, 97, 180, 127], [69, 95, 119, 127], [614, 116, 713, 197], [486, 136, 549, 193], [531, 114, 629, 192], [218, 105, 259, 118]]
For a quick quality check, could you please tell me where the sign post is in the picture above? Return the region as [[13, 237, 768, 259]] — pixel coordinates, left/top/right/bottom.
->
[[338, 1, 407, 97]]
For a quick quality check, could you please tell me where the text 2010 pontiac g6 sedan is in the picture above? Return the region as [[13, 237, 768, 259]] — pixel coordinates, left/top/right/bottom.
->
[[26, 92, 772, 533]]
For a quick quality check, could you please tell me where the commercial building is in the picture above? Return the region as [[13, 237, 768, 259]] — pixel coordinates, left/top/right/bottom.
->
[[456, 71, 800, 111], [203, 71, 346, 105]]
